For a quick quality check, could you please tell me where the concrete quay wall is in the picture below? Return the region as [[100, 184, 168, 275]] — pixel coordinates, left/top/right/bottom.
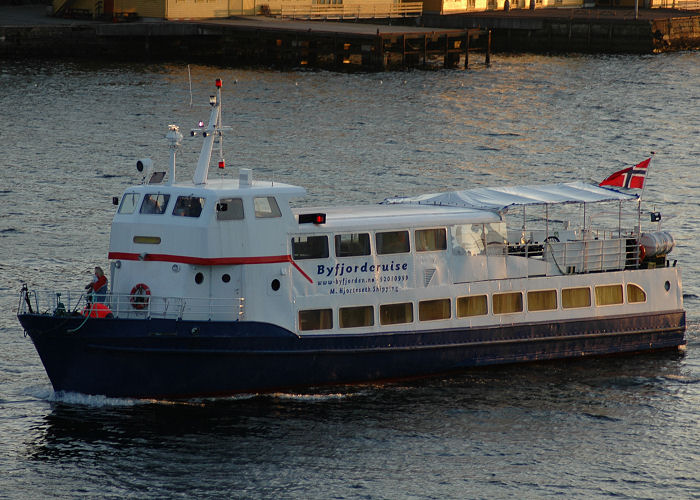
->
[[423, 10, 700, 53], [0, 24, 215, 61]]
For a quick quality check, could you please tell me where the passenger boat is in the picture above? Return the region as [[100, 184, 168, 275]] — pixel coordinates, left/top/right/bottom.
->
[[17, 79, 686, 399]]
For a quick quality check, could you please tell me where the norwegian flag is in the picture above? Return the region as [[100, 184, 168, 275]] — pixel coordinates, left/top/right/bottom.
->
[[599, 158, 651, 189]]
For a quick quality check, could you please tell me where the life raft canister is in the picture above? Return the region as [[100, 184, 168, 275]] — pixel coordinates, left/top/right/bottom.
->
[[130, 283, 151, 309], [82, 303, 114, 319]]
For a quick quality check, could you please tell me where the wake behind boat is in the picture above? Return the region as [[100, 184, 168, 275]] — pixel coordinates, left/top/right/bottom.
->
[[17, 79, 685, 399]]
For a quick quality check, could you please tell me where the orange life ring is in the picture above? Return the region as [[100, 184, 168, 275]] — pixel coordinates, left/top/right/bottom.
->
[[639, 244, 646, 264], [130, 283, 151, 310]]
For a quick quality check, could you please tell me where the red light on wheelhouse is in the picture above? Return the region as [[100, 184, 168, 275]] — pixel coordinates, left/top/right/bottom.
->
[[215, 79, 222, 88], [218, 160, 225, 169], [299, 213, 326, 225]]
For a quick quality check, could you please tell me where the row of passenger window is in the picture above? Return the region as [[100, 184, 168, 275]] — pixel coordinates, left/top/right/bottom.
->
[[117, 193, 282, 220], [298, 283, 647, 331], [293, 228, 447, 260]]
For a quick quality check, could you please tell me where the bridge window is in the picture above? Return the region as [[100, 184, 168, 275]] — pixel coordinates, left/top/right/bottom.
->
[[457, 295, 488, 317], [335, 233, 371, 257], [376, 230, 410, 255], [493, 292, 523, 314], [216, 198, 244, 220], [299, 309, 332, 331], [254, 196, 281, 218], [562, 287, 591, 309], [626, 283, 647, 303], [527, 290, 557, 311], [292, 235, 329, 260], [118, 193, 140, 214], [416, 228, 447, 252], [339, 305, 374, 328], [140, 193, 170, 215], [380, 302, 413, 325], [173, 196, 204, 217], [419, 298, 451, 321], [595, 284, 623, 306]]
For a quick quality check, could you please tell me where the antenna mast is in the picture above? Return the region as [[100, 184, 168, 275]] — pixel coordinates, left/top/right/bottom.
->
[[192, 79, 223, 186]]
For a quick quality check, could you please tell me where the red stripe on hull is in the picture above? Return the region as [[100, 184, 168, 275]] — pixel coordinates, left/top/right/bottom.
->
[[107, 252, 314, 283]]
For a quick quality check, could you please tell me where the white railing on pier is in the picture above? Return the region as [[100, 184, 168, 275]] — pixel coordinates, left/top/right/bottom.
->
[[18, 290, 245, 322], [278, 1, 423, 19], [650, 0, 700, 10]]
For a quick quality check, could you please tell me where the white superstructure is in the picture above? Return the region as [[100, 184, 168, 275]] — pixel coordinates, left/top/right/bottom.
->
[[103, 78, 681, 339]]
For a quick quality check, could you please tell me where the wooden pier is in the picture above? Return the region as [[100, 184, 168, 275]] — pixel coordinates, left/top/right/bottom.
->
[[194, 19, 491, 70], [0, 11, 491, 71]]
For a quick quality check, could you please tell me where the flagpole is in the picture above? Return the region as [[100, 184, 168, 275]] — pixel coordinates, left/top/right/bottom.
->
[[639, 152, 653, 203], [618, 201, 621, 239], [637, 152, 654, 237]]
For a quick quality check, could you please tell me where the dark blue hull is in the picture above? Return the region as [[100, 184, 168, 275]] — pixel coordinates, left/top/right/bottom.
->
[[17, 311, 686, 399]]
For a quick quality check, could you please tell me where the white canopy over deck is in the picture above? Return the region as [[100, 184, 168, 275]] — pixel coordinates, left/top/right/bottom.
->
[[382, 182, 638, 214]]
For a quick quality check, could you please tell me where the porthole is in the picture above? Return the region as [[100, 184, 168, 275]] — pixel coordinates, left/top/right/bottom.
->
[[195, 272, 204, 284], [271, 279, 281, 291], [222, 274, 231, 283], [664, 281, 671, 292]]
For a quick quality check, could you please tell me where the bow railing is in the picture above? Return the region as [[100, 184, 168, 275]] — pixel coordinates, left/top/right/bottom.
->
[[18, 288, 245, 322]]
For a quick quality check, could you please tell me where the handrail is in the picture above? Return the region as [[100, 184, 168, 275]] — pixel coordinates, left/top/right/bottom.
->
[[17, 290, 245, 322], [279, 1, 423, 19]]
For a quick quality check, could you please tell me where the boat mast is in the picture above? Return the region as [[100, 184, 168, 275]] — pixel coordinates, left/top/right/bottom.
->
[[193, 79, 223, 186], [166, 125, 183, 185]]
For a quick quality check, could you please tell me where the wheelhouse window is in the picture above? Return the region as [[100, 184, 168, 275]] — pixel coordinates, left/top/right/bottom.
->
[[216, 198, 244, 221], [140, 194, 170, 215], [254, 196, 281, 218], [419, 298, 451, 321], [339, 306, 374, 328], [415, 228, 447, 252], [376, 230, 410, 255], [595, 284, 623, 306], [562, 287, 591, 309], [527, 290, 557, 312], [493, 292, 523, 314], [292, 235, 329, 260], [118, 193, 140, 214], [457, 295, 488, 317], [380, 302, 413, 325], [335, 233, 371, 257], [173, 196, 204, 217], [626, 283, 647, 303], [298, 309, 332, 331]]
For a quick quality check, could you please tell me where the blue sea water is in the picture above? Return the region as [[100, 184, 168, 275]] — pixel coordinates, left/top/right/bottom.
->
[[0, 53, 699, 498]]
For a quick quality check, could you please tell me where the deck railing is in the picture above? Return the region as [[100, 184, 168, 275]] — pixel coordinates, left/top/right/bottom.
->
[[18, 289, 245, 322], [542, 237, 640, 274]]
